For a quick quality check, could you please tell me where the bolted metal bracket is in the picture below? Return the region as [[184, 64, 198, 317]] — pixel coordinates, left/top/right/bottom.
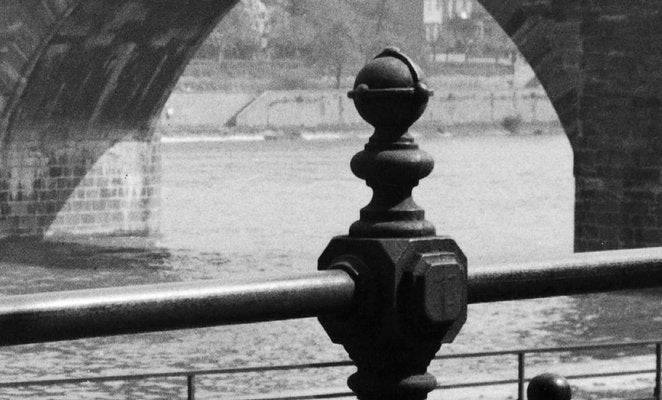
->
[[318, 48, 468, 400], [403, 247, 467, 340], [319, 236, 467, 343]]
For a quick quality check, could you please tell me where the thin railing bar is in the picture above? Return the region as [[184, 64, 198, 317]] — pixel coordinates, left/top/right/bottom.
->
[[1, 339, 659, 388], [469, 247, 662, 303], [435, 339, 662, 359], [235, 391, 355, 400], [656, 343, 661, 400], [4, 368, 651, 400], [436, 368, 656, 390], [517, 352, 525, 400], [0, 360, 356, 388], [235, 368, 662, 398], [0, 270, 355, 346], [187, 374, 195, 400]]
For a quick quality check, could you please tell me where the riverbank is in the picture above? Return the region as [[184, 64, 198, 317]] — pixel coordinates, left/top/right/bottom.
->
[[158, 86, 560, 134], [157, 121, 564, 143]]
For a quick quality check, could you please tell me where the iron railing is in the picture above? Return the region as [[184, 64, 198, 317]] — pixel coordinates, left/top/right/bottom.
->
[[0, 248, 659, 399], [0, 339, 660, 400], [0, 247, 660, 346]]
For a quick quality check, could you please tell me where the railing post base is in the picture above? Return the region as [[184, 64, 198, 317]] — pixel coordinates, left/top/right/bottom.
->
[[348, 372, 437, 400], [319, 236, 466, 400]]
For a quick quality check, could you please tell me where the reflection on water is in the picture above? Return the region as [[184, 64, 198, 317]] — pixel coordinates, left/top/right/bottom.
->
[[0, 130, 660, 398]]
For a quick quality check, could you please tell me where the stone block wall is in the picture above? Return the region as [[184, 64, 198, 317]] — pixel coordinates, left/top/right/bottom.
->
[[0, 136, 160, 238], [574, 0, 662, 250], [232, 89, 559, 130], [0, 0, 235, 240], [47, 139, 160, 237]]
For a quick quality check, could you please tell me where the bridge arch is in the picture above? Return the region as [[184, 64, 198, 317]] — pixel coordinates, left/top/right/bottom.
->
[[475, 1, 662, 251], [0, 0, 237, 238], [1, 0, 660, 252]]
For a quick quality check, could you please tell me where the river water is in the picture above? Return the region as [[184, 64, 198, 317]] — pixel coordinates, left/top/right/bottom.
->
[[0, 129, 660, 399]]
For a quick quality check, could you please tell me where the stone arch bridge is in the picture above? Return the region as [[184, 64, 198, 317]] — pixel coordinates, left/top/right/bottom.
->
[[0, 0, 659, 251]]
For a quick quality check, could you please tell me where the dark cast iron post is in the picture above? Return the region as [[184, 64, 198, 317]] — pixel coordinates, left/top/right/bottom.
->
[[318, 48, 468, 400]]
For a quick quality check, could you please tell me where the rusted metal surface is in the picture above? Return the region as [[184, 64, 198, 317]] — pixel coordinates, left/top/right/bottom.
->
[[468, 247, 662, 303], [0, 270, 354, 346]]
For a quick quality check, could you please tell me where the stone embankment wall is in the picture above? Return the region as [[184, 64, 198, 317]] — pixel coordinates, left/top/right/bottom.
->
[[161, 89, 559, 131], [160, 92, 255, 130], [234, 89, 558, 129]]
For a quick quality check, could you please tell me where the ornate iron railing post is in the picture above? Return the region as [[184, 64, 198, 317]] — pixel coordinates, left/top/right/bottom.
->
[[318, 48, 468, 400]]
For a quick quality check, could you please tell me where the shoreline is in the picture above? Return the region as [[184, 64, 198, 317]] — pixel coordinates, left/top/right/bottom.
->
[[159, 121, 564, 144]]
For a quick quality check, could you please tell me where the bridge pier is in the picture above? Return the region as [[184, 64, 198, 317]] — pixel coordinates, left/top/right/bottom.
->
[[0, 133, 160, 238], [572, 1, 662, 251], [477, 0, 662, 251]]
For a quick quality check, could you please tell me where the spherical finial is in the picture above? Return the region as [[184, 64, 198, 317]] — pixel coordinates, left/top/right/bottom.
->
[[348, 48, 433, 139], [527, 373, 572, 400], [346, 48, 436, 238]]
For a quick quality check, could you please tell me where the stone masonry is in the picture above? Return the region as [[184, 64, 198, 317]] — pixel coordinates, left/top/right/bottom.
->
[[575, 1, 662, 250], [0, 0, 237, 239], [480, 0, 662, 252]]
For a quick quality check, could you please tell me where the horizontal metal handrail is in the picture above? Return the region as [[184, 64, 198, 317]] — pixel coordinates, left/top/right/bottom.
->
[[1, 339, 660, 399], [0, 270, 355, 346], [0, 247, 661, 346], [435, 338, 662, 358], [468, 247, 662, 303]]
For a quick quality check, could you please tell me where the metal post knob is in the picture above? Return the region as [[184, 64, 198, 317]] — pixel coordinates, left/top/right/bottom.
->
[[347, 47, 436, 238], [527, 373, 572, 400], [348, 47, 433, 135]]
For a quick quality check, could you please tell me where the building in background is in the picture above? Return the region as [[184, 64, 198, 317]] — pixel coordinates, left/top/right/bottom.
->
[[423, 0, 443, 44], [423, 0, 515, 63]]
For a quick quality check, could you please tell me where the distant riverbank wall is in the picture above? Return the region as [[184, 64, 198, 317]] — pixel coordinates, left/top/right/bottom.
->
[[160, 89, 559, 132]]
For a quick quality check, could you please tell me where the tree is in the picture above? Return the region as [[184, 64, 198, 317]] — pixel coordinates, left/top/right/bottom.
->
[[267, 3, 316, 59], [344, 0, 424, 62], [311, 20, 361, 88], [435, 26, 459, 62], [272, 0, 362, 88], [202, 0, 429, 86], [293, 0, 424, 87], [207, 0, 267, 60]]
